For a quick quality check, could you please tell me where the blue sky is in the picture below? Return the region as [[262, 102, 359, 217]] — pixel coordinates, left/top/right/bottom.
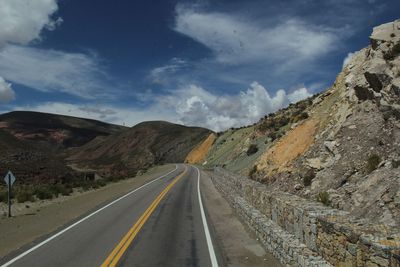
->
[[0, 0, 399, 131]]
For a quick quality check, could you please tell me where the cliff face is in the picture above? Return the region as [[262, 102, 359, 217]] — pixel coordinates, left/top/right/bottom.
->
[[205, 19, 400, 227]]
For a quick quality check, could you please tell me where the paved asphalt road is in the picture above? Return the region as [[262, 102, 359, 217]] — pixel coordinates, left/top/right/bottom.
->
[[1, 164, 219, 267]]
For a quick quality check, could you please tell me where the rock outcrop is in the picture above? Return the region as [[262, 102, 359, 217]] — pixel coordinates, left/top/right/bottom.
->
[[205, 19, 400, 231]]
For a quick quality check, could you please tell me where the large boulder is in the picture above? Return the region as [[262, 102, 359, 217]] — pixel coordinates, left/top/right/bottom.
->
[[370, 19, 400, 49]]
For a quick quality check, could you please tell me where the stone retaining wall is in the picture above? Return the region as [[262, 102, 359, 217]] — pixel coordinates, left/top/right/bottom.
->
[[211, 168, 400, 267]]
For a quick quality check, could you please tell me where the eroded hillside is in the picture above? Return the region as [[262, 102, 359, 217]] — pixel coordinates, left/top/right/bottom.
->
[[205, 19, 400, 227]]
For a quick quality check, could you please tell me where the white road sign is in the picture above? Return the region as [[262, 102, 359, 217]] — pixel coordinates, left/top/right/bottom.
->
[[4, 171, 15, 186]]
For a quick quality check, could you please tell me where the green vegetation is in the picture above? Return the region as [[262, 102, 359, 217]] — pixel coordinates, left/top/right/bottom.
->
[[291, 112, 309, 123], [49, 184, 73, 196], [16, 188, 35, 203], [0, 178, 115, 204], [34, 186, 54, 200], [0, 188, 7, 203], [366, 154, 381, 173], [317, 191, 331, 206], [247, 144, 259, 156]]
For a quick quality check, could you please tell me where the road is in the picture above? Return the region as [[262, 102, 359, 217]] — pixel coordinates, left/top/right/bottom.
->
[[1, 164, 219, 267]]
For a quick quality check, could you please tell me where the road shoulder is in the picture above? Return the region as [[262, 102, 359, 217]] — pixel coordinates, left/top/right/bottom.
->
[[0, 164, 175, 259], [200, 168, 282, 267]]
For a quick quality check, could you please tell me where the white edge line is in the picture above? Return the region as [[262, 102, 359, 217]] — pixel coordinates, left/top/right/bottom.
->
[[194, 166, 219, 267], [1, 164, 179, 267]]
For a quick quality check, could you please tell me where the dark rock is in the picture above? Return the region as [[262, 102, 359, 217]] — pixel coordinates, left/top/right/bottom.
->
[[364, 72, 384, 92], [391, 84, 400, 96], [354, 86, 375, 100]]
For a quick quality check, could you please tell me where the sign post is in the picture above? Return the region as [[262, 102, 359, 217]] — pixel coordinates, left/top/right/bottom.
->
[[4, 171, 16, 218]]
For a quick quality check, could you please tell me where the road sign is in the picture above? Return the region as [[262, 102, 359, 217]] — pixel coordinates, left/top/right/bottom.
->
[[4, 171, 15, 186], [4, 171, 15, 217]]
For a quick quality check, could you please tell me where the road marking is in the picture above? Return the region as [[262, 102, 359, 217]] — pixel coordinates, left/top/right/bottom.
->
[[194, 166, 219, 267], [0, 165, 179, 267], [101, 166, 187, 267]]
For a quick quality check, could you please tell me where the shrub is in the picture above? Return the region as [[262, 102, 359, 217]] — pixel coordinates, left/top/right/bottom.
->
[[16, 189, 35, 203], [249, 165, 257, 178], [34, 186, 54, 200], [268, 132, 277, 141], [291, 111, 309, 123], [366, 154, 381, 173], [96, 179, 107, 187], [49, 184, 66, 197], [246, 144, 258, 156], [0, 189, 8, 203], [81, 182, 91, 191], [317, 191, 331, 206], [54, 184, 73, 196], [303, 169, 315, 187]]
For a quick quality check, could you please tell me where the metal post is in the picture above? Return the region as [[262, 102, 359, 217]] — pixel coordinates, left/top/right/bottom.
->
[[8, 174, 11, 218]]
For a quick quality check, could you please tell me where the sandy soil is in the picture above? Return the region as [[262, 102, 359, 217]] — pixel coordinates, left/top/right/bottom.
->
[[257, 119, 318, 177], [0, 164, 174, 258], [185, 133, 216, 164]]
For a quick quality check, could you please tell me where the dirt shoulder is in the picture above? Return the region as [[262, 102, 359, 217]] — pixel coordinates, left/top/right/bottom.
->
[[0, 164, 175, 258], [200, 168, 282, 267]]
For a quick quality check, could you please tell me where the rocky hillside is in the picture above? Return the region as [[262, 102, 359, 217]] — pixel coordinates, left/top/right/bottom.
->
[[204, 19, 400, 227], [68, 121, 211, 177]]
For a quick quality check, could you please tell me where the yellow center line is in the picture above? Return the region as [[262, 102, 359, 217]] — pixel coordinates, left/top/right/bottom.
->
[[101, 166, 188, 267]]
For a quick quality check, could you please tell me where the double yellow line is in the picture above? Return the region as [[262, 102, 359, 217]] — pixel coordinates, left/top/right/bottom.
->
[[101, 167, 187, 267]]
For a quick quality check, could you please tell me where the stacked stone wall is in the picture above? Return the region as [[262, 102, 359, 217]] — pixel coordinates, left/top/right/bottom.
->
[[211, 168, 400, 267]]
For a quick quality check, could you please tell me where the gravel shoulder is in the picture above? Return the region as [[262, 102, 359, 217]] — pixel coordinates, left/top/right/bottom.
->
[[200, 168, 282, 267], [0, 164, 175, 258]]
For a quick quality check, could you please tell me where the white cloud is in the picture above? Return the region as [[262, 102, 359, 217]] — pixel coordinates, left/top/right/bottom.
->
[[0, 76, 15, 103], [0, 0, 109, 101], [0, 0, 60, 48], [174, 6, 339, 65], [148, 58, 187, 85], [155, 82, 312, 131], [342, 52, 356, 68], [0, 45, 111, 99]]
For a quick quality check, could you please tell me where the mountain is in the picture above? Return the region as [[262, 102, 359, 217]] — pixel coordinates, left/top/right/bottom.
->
[[203, 19, 400, 227], [68, 121, 212, 177], [0, 111, 127, 183], [0, 111, 126, 148]]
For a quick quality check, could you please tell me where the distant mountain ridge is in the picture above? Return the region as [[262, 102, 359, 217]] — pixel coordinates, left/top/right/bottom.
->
[[68, 120, 212, 177], [0, 111, 127, 148], [0, 111, 211, 183]]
